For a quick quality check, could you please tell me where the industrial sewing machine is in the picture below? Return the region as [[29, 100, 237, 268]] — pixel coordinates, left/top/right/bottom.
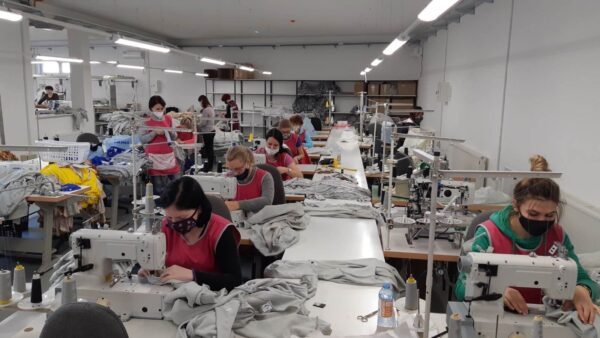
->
[[187, 174, 245, 226], [446, 252, 579, 338], [68, 228, 172, 320]]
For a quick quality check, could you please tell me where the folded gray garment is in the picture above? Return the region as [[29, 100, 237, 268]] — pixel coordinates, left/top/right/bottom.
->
[[543, 297, 600, 338], [303, 200, 385, 228], [163, 276, 331, 338], [244, 203, 310, 256], [264, 258, 405, 296], [0, 170, 58, 217], [284, 178, 372, 202]]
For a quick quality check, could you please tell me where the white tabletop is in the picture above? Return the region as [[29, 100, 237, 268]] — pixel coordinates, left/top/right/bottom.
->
[[325, 127, 369, 190], [382, 226, 461, 262], [283, 216, 384, 261]]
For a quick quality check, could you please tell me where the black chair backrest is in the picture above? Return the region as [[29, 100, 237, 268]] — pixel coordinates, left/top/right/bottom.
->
[[465, 210, 496, 242], [206, 194, 232, 221], [256, 164, 285, 205], [76, 133, 100, 145]]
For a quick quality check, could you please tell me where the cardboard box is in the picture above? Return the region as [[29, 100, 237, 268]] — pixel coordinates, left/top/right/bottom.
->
[[204, 69, 218, 78], [217, 68, 234, 79], [380, 83, 394, 96], [234, 63, 255, 80], [368, 83, 380, 96], [390, 98, 414, 107], [397, 82, 417, 96], [354, 81, 366, 94]]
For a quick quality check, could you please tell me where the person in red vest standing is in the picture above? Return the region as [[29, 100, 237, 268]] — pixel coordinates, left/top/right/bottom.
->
[[224, 145, 274, 213], [221, 94, 239, 131], [138, 177, 242, 291], [454, 155, 599, 324], [140, 96, 181, 195]]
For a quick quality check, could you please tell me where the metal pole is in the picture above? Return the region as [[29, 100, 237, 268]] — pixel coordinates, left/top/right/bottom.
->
[[423, 148, 440, 338], [385, 135, 395, 250], [372, 104, 379, 159], [328, 90, 333, 126], [131, 120, 137, 231], [359, 92, 365, 139]]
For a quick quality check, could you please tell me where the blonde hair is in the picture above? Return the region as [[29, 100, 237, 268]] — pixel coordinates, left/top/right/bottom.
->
[[226, 145, 255, 166], [529, 154, 550, 172], [179, 116, 194, 129]]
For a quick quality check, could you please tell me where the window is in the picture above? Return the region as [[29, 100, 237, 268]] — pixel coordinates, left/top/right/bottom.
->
[[42, 61, 60, 74]]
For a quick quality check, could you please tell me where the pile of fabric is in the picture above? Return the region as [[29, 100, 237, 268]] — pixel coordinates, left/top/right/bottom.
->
[[284, 177, 372, 202], [292, 96, 329, 117], [55, 107, 89, 130], [0, 169, 58, 220], [0, 151, 18, 161], [242, 203, 310, 256], [303, 200, 385, 228], [163, 277, 331, 338], [107, 111, 145, 135], [95, 149, 149, 180], [297, 81, 340, 95], [265, 258, 406, 295]]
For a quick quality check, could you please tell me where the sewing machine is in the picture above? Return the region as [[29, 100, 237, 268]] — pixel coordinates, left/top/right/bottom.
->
[[186, 174, 245, 226], [447, 252, 579, 338], [68, 229, 172, 320]]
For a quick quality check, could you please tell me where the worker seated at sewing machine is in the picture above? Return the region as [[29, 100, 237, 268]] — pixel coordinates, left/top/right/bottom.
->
[[138, 176, 242, 290], [254, 128, 303, 181], [223, 145, 274, 213], [455, 156, 599, 325]]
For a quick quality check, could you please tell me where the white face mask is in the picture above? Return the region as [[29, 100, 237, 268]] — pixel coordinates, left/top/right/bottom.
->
[[152, 110, 164, 119], [265, 147, 279, 156]]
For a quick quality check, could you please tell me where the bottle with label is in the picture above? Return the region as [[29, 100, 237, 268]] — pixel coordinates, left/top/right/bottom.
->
[[377, 282, 396, 328]]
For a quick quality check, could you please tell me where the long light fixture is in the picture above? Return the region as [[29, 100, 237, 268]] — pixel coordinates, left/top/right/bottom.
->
[[106, 60, 118, 64], [200, 57, 226, 66], [89, 61, 101, 64], [364, 67, 372, 73], [0, 7, 23, 22], [262, 71, 272, 75], [195, 72, 209, 77], [382, 38, 407, 56], [371, 58, 383, 67], [418, 0, 461, 22], [31, 61, 47, 64], [114, 36, 170, 53], [164, 69, 183, 74], [360, 71, 366, 76], [35, 55, 83, 63], [239, 65, 255, 72], [117, 64, 144, 70]]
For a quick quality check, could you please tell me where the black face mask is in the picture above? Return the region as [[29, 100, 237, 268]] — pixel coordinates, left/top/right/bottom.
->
[[519, 214, 554, 237], [235, 169, 250, 182]]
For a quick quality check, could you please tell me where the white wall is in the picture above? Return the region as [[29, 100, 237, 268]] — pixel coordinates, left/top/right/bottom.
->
[[0, 20, 34, 145], [418, 0, 600, 252], [185, 44, 422, 81]]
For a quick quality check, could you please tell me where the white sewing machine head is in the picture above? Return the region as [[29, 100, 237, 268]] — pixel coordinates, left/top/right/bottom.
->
[[186, 174, 237, 199], [460, 252, 577, 302], [447, 252, 580, 338], [68, 229, 170, 320]]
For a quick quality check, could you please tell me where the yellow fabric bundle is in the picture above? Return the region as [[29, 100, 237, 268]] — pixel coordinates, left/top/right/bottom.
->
[[41, 163, 103, 208]]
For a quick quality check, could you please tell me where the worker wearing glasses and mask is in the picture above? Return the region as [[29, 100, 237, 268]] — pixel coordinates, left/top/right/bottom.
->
[[224, 145, 274, 213], [138, 177, 242, 290], [254, 128, 303, 181]]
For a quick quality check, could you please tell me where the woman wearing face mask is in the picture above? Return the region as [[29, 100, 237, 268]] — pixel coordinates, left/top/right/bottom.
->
[[255, 128, 303, 181], [138, 176, 242, 290], [289, 114, 313, 148], [455, 155, 599, 324], [140, 96, 180, 195], [278, 118, 310, 164], [224, 145, 274, 212]]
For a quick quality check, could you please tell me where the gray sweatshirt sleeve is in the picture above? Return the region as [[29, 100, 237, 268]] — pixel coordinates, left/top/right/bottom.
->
[[138, 131, 156, 144], [238, 172, 275, 213]]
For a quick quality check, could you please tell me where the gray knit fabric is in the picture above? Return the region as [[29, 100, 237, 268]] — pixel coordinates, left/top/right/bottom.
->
[[284, 177, 371, 202], [303, 200, 386, 228], [543, 297, 600, 338]]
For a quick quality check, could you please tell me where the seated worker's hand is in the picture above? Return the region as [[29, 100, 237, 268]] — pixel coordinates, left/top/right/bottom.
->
[[160, 265, 193, 282], [155, 129, 165, 136], [562, 285, 600, 325], [138, 269, 162, 279], [277, 166, 290, 175], [503, 287, 528, 315], [225, 200, 240, 211], [293, 155, 303, 164]]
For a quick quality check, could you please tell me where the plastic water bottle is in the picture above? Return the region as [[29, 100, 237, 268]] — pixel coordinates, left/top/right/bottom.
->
[[377, 282, 396, 328]]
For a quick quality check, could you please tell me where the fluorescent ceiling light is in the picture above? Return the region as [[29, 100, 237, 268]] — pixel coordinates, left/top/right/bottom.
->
[[114, 37, 170, 53], [239, 66, 255, 72], [106, 60, 118, 64], [360, 71, 366, 76], [200, 57, 226, 66], [0, 7, 23, 22], [195, 73, 209, 77], [418, 0, 461, 22], [262, 71, 272, 75], [31, 61, 47, 64], [35, 55, 83, 63], [382, 38, 407, 56], [164, 69, 183, 74], [371, 58, 383, 67], [364, 67, 372, 73], [117, 64, 144, 70], [89, 61, 101, 64]]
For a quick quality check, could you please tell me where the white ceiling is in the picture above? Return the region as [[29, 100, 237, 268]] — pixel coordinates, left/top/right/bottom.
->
[[39, 0, 430, 45]]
